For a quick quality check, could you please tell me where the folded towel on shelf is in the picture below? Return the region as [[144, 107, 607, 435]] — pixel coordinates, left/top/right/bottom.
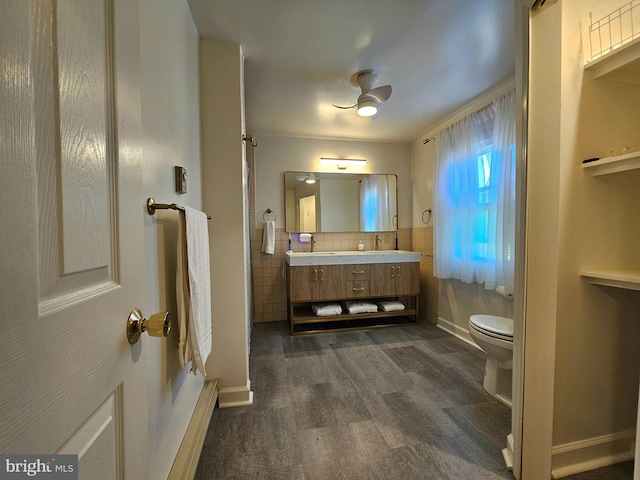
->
[[346, 301, 378, 314], [378, 300, 406, 312], [262, 220, 275, 254], [312, 303, 342, 316]]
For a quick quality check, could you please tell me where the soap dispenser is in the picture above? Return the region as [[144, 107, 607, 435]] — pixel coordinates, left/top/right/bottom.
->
[[357, 237, 365, 251]]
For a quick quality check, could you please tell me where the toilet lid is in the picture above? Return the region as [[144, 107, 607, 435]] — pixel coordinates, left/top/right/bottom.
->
[[470, 314, 513, 337]]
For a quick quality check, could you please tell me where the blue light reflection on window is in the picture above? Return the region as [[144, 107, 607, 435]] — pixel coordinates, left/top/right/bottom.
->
[[444, 146, 514, 264]]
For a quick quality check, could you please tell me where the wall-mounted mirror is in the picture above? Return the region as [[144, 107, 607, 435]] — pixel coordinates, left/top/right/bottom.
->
[[284, 171, 397, 233]]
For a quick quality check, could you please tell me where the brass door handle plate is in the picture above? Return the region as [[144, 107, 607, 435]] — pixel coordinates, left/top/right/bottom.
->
[[127, 308, 171, 344]]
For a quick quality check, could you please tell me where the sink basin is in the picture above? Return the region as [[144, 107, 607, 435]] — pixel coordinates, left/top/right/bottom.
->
[[285, 250, 419, 266]]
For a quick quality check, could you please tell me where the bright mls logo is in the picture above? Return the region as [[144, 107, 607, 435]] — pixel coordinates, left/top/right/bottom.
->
[[0, 455, 78, 480]]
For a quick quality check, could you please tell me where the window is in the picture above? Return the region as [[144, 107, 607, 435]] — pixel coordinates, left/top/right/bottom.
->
[[434, 90, 516, 293]]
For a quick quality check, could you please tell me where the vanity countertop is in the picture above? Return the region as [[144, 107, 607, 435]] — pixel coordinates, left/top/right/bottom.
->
[[285, 250, 420, 266]]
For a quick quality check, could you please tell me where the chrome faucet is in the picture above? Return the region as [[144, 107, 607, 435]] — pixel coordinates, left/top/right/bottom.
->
[[310, 235, 316, 252], [375, 234, 382, 251]]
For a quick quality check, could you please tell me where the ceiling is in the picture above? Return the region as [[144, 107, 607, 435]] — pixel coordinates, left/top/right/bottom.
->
[[187, 0, 515, 143]]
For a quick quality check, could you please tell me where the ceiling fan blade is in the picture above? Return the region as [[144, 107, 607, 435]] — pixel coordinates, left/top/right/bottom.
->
[[368, 85, 392, 102], [332, 103, 356, 110]]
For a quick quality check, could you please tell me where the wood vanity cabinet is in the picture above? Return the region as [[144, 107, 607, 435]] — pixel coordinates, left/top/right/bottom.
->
[[288, 265, 346, 301], [368, 262, 420, 296], [286, 260, 420, 335], [345, 264, 370, 298]]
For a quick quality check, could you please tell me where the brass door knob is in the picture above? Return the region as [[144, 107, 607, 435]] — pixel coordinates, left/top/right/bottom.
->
[[127, 308, 171, 344]]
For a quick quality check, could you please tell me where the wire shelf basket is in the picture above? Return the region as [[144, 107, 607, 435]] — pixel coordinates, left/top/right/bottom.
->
[[588, 0, 640, 62]]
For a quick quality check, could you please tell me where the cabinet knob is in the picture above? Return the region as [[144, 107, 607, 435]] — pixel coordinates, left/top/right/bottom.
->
[[391, 266, 395, 278]]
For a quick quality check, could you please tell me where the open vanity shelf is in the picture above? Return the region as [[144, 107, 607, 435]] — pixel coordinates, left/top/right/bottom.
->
[[290, 297, 418, 335], [285, 250, 420, 335]]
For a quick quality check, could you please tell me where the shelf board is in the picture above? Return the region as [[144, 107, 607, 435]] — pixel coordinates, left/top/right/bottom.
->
[[580, 270, 640, 291], [582, 151, 640, 176], [585, 37, 640, 85], [292, 315, 418, 335], [292, 308, 417, 325]]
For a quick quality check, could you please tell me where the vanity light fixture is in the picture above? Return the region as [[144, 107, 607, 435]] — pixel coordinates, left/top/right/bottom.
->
[[305, 173, 316, 184], [320, 158, 367, 170]]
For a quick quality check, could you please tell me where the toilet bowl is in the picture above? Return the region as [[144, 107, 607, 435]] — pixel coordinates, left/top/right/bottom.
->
[[468, 314, 514, 407]]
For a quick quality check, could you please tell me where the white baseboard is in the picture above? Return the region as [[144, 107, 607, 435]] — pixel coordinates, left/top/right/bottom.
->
[[436, 316, 481, 350], [551, 429, 636, 478], [167, 379, 219, 480], [218, 380, 254, 408], [502, 433, 514, 471]]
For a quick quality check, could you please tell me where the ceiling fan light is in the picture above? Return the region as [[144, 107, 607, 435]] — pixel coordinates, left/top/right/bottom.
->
[[357, 100, 377, 117]]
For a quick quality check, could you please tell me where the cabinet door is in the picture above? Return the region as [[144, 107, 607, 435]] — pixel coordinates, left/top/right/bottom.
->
[[395, 262, 420, 295], [289, 266, 318, 301], [369, 263, 397, 296], [318, 265, 346, 300]]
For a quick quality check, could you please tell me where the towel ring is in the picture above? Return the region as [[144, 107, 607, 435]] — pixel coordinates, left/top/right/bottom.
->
[[263, 209, 277, 221], [422, 209, 432, 225]]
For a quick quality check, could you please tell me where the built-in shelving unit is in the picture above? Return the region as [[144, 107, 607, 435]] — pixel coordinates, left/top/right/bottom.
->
[[580, 6, 640, 478], [579, 270, 640, 291], [582, 150, 640, 176], [580, 29, 640, 290]]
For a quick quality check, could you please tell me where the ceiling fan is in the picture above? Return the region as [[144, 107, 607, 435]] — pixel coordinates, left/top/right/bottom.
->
[[333, 70, 392, 118]]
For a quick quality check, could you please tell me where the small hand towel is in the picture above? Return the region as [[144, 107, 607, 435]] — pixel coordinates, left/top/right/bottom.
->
[[312, 303, 342, 317], [262, 220, 275, 254], [176, 207, 212, 377], [377, 300, 405, 312], [346, 301, 378, 314]]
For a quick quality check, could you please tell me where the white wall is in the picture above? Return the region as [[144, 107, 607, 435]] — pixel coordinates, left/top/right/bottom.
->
[[411, 137, 435, 228], [320, 178, 359, 231], [199, 38, 252, 407], [139, 0, 204, 478], [254, 134, 411, 231]]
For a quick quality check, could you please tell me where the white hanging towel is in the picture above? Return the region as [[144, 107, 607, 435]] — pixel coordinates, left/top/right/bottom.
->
[[176, 207, 212, 376], [262, 220, 275, 254]]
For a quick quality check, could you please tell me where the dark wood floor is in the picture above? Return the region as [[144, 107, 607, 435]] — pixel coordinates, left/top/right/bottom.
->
[[194, 321, 633, 480]]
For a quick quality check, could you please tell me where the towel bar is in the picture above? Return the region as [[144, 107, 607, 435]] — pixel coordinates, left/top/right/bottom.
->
[[147, 197, 211, 220], [263, 208, 277, 221]]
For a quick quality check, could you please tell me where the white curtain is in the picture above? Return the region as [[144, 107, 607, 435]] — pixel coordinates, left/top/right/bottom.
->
[[360, 175, 392, 231], [434, 90, 516, 293]]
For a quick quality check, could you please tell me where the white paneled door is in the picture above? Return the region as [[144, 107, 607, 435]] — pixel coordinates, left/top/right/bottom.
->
[[0, 1, 148, 478]]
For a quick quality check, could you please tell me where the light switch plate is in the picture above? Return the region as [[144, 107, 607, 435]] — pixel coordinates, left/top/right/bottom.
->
[[175, 166, 187, 194]]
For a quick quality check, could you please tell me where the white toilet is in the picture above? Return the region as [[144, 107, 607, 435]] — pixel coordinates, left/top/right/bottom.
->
[[468, 314, 514, 407]]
